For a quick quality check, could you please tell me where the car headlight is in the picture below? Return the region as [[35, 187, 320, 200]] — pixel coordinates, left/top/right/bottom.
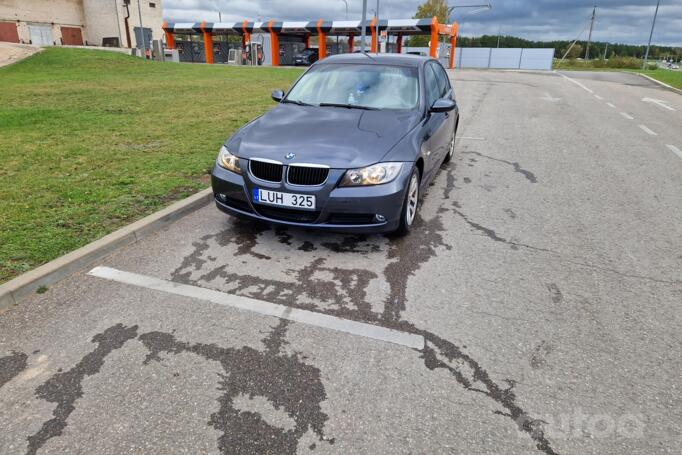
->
[[340, 162, 403, 186], [217, 146, 241, 174]]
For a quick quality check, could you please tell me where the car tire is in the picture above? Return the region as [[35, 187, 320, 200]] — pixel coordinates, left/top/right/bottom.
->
[[394, 167, 421, 236], [443, 122, 457, 163]]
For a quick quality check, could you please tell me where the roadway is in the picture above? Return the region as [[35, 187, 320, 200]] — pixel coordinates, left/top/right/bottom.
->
[[1, 69, 680, 455]]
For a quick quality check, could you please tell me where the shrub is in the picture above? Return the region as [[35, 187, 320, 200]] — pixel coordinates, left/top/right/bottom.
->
[[591, 59, 607, 68], [606, 56, 641, 69]]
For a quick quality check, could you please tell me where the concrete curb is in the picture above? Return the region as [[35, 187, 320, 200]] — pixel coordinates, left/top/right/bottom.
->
[[0, 188, 213, 311], [636, 72, 682, 95]]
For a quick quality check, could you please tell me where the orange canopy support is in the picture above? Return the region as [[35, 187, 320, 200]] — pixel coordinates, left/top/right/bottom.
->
[[241, 20, 250, 48], [267, 20, 280, 66], [370, 17, 377, 52], [429, 16, 439, 58], [449, 22, 459, 69], [162, 21, 174, 49], [200, 21, 213, 64], [316, 20, 327, 59]]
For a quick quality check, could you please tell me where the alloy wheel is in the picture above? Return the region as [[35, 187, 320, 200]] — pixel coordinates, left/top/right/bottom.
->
[[406, 174, 419, 226]]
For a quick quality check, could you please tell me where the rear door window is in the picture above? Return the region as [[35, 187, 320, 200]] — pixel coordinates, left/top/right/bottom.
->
[[424, 64, 439, 108], [431, 62, 450, 97]]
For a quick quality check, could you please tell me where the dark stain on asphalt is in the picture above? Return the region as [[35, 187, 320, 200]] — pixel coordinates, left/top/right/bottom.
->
[[546, 283, 563, 303], [275, 226, 293, 246], [453, 208, 507, 243], [298, 241, 317, 252], [0, 351, 28, 389], [530, 341, 554, 369], [463, 151, 537, 183], [451, 208, 554, 255], [218, 220, 272, 260], [190, 256, 377, 317], [138, 320, 332, 455], [321, 235, 381, 254], [504, 208, 517, 219], [309, 259, 377, 314], [171, 222, 272, 281], [171, 239, 211, 282], [26, 324, 139, 455], [262, 319, 290, 355], [442, 166, 457, 200], [382, 212, 451, 322], [405, 325, 558, 455]]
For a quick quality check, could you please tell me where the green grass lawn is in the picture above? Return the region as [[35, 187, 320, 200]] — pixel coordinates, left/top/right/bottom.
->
[[0, 48, 302, 283], [634, 69, 682, 89]]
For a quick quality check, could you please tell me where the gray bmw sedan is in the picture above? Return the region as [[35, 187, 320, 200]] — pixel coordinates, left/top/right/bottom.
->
[[211, 53, 458, 235]]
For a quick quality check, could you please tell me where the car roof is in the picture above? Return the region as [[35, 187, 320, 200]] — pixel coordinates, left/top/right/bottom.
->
[[318, 53, 433, 68]]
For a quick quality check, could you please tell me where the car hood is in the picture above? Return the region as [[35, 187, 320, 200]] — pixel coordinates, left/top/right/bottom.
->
[[229, 103, 421, 169]]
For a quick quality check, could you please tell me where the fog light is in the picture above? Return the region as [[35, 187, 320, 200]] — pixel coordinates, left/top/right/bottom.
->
[[218, 193, 227, 201], [374, 214, 386, 222]]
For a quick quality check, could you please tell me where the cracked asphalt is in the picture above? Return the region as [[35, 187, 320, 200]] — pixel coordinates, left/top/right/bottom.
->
[[1, 69, 681, 454]]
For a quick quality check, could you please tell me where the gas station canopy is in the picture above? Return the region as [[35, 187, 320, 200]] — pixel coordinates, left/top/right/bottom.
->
[[163, 17, 459, 68]]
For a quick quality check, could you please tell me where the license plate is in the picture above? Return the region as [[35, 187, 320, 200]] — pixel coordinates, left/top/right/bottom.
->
[[252, 188, 316, 210]]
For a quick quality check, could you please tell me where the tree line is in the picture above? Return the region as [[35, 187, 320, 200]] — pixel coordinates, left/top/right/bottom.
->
[[405, 0, 681, 61]]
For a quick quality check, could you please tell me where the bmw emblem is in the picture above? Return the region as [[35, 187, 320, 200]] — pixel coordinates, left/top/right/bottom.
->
[[285, 152, 295, 160]]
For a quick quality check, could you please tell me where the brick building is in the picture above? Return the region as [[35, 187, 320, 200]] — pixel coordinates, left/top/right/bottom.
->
[[0, 0, 163, 48]]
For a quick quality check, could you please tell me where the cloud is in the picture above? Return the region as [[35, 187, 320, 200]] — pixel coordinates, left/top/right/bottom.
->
[[163, 0, 681, 46]]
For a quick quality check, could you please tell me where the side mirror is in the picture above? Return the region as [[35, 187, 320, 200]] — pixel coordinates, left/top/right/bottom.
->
[[271, 89, 285, 103], [430, 98, 456, 113]]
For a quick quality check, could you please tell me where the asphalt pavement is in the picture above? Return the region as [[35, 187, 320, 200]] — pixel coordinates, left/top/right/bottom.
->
[[1, 69, 680, 455]]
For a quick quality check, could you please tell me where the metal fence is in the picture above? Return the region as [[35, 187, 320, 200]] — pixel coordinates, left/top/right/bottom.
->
[[404, 47, 555, 70]]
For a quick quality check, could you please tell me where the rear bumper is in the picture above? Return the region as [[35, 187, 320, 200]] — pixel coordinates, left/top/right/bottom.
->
[[211, 164, 409, 234]]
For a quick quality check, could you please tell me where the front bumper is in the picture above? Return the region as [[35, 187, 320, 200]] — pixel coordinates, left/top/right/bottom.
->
[[211, 162, 410, 234]]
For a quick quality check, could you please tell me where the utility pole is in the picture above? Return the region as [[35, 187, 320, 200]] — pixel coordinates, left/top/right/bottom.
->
[[643, 0, 661, 69], [585, 4, 596, 60], [136, 0, 147, 58], [361, 0, 367, 53], [447, 2, 493, 44], [603, 42, 608, 59], [375, 0, 380, 53], [339, 0, 348, 52], [218, 11, 222, 22]]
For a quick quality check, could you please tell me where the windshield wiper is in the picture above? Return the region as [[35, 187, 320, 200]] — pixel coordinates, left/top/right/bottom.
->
[[282, 99, 313, 106], [318, 103, 378, 110]]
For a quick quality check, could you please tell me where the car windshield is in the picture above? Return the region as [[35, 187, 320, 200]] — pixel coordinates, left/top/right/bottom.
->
[[285, 63, 419, 110]]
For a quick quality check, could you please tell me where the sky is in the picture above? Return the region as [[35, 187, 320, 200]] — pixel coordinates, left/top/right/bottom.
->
[[163, 1, 682, 46]]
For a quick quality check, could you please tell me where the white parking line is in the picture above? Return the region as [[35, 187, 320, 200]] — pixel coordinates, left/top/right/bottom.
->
[[642, 97, 675, 111], [88, 266, 425, 350], [559, 73, 594, 94], [638, 124, 657, 136], [594, 94, 603, 100], [666, 144, 682, 159], [606, 102, 616, 108], [620, 112, 634, 120]]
